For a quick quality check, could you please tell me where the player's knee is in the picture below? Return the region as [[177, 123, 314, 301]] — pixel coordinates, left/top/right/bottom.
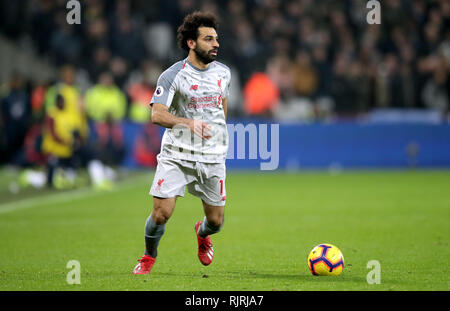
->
[[152, 208, 171, 225], [152, 212, 169, 225], [152, 198, 175, 224], [208, 215, 224, 230]]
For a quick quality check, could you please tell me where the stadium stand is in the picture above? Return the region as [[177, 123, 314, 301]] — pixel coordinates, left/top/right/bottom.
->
[[0, 0, 449, 172]]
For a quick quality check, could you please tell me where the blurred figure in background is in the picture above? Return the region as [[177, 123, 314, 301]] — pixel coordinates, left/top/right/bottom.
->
[[85, 71, 128, 189], [87, 112, 125, 189], [294, 49, 318, 99], [88, 45, 112, 86], [0, 73, 32, 165], [110, 56, 129, 90], [127, 60, 160, 124], [110, 11, 147, 68], [330, 52, 358, 117], [127, 61, 162, 168], [85, 71, 127, 122], [44, 65, 88, 139], [15, 114, 48, 191], [0, 0, 449, 180], [133, 121, 161, 168], [2, 0, 448, 122], [41, 94, 81, 189], [30, 80, 49, 120], [41, 65, 90, 188], [243, 71, 280, 118], [49, 8, 82, 66], [422, 53, 449, 119]]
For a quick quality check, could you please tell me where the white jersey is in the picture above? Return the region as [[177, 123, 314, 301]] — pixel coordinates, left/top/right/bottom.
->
[[150, 58, 231, 163]]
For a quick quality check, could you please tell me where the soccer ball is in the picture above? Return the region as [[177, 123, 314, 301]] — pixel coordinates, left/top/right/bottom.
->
[[307, 243, 344, 276]]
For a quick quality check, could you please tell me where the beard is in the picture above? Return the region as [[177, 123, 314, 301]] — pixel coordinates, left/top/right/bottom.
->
[[194, 45, 217, 65]]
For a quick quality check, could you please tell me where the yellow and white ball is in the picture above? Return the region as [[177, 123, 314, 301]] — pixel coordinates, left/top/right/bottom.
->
[[307, 243, 344, 276]]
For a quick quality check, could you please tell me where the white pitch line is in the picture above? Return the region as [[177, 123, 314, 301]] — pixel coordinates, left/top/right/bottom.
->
[[0, 173, 152, 215], [0, 188, 100, 214]]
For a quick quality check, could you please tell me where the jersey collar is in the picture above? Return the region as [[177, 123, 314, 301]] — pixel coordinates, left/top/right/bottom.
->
[[186, 58, 213, 72]]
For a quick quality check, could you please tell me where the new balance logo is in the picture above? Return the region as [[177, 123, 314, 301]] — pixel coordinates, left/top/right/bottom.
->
[[190, 85, 199, 91]]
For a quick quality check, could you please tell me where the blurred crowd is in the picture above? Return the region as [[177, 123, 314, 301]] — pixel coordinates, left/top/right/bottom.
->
[[0, 0, 449, 187], [0, 64, 161, 190], [1, 0, 449, 118]]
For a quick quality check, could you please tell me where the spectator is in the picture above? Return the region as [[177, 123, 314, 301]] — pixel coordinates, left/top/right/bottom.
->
[[330, 53, 358, 116], [88, 46, 112, 84], [30, 82, 48, 118], [293, 49, 319, 98], [29, 0, 56, 56], [82, 17, 109, 61], [266, 56, 297, 100], [133, 121, 161, 168], [84, 71, 128, 189], [91, 112, 126, 169], [44, 65, 88, 141], [49, 9, 82, 66], [110, 14, 146, 67], [1, 0, 449, 123], [243, 72, 280, 117], [422, 54, 449, 117], [0, 73, 32, 164], [41, 94, 82, 188], [85, 71, 127, 122], [144, 22, 175, 62], [109, 56, 129, 90], [127, 70, 157, 123], [311, 45, 333, 98]]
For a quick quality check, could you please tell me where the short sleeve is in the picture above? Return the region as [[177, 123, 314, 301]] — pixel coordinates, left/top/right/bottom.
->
[[150, 70, 177, 108]]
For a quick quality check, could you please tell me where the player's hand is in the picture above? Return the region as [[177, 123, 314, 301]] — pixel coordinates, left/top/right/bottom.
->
[[190, 120, 212, 140]]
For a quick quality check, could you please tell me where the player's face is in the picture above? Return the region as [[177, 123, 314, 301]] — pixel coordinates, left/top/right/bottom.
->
[[193, 27, 219, 64]]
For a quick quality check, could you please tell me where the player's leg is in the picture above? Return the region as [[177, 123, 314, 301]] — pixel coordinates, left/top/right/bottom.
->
[[134, 156, 189, 275], [134, 196, 177, 275], [189, 162, 226, 266], [145, 196, 177, 257], [197, 201, 225, 238], [194, 201, 225, 266], [45, 155, 58, 187]]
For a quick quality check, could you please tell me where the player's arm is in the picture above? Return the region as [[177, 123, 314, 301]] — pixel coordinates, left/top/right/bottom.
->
[[150, 69, 211, 139], [222, 98, 227, 121], [151, 103, 211, 139], [222, 69, 231, 121]]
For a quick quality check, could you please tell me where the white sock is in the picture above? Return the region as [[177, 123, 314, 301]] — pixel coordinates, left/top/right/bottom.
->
[[88, 160, 105, 185], [27, 170, 46, 189], [103, 165, 117, 181], [65, 169, 77, 184]]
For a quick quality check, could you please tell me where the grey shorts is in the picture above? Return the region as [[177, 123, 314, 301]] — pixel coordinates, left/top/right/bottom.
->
[[149, 155, 226, 206]]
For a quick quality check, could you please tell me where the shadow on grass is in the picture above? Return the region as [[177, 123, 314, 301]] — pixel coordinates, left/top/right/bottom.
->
[[152, 270, 370, 283]]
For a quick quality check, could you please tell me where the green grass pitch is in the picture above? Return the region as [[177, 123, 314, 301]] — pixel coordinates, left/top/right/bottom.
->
[[0, 170, 449, 291]]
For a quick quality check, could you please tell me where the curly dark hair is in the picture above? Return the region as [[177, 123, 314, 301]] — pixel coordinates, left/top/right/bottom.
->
[[176, 11, 219, 52]]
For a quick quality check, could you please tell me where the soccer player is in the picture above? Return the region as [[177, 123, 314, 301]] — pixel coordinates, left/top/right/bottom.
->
[[133, 11, 231, 275]]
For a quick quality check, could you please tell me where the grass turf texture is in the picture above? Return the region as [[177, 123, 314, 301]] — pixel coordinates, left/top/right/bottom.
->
[[0, 170, 448, 291]]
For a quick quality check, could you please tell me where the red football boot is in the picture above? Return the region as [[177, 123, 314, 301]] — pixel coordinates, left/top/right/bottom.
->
[[133, 255, 156, 275], [195, 221, 214, 266]]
